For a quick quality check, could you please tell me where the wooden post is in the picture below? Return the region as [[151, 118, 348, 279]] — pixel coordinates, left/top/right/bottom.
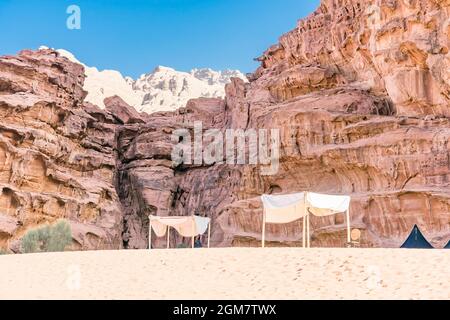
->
[[346, 208, 351, 244], [262, 208, 266, 248], [304, 192, 308, 248], [148, 217, 152, 250], [307, 213, 311, 248], [167, 225, 170, 249], [207, 222, 211, 248], [302, 205, 306, 248]]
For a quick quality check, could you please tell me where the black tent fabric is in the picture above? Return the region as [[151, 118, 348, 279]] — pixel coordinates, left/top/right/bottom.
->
[[444, 240, 450, 249], [400, 225, 434, 249]]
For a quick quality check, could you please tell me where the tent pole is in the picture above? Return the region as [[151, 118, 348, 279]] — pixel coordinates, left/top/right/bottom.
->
[[262, 208, 266, 248], [302, 206, 306, 248], [208, 222, 211, 248], [307, 213, 311, 248], [305, 192, 310, 248], [149, 217, 152, 250], [167, 226, 170, 249], [346, 209, 351, 245]]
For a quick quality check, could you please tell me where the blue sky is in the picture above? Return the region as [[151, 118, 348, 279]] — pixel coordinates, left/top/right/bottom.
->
[[0, 0, 320, 78]]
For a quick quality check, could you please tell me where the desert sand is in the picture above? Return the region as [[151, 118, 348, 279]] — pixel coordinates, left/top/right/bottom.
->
[[0, 248, 449, 300]]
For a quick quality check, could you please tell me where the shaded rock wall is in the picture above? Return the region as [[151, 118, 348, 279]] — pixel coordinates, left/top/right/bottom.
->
[[0, 50, 123, 251]]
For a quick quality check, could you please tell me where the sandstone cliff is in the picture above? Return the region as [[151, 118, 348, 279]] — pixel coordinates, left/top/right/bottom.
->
[[0, 49, 123, 251], [238, 0, 450, 248], [2, 0, 450, 251], [118, 0, 450, 249]]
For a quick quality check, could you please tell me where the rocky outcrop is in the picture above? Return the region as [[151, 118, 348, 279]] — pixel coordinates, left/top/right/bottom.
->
[[0, 49, 123, 251], [104, 95, 146, 124], [116, 0, 450, 249], [227, 0, 450, 248], [256, 0, 450, 116]]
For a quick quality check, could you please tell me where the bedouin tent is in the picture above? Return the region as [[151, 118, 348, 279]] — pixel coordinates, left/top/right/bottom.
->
[[148, 215, 211, 249], [400, 225, 434, 249], [260, 192, 351, 248]]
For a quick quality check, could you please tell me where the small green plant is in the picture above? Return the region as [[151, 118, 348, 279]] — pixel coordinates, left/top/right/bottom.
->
[[47, 220, 72, 252], [21, 219, 72, 253]]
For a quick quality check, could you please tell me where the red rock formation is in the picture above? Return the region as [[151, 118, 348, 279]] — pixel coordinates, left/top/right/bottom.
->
[[225, 0, 450, 248], [2, 0, 450, 251], [104, 95, 146, 124], [0, 49, 124, 251], [117, 0, 450, 249]]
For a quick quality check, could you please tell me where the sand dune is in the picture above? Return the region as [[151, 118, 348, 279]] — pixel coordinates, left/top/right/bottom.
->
[[0, 248, 449, 300]]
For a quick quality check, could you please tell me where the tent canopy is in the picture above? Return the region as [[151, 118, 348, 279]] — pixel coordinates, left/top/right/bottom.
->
[[306, 192, 351, 217], [260, 191, 352, 248], [149, 215, 210, 238], [400, 225, 434, 249], [261, 193, 307, 224], [261, 192, 351, 224]]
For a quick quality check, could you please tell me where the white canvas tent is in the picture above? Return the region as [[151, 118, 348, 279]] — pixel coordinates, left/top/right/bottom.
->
[[148, 215, 211, 249], [260, 192, 351, 248]]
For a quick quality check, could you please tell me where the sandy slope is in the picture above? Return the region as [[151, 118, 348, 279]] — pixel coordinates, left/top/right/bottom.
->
[[0, 248, 449, 300]]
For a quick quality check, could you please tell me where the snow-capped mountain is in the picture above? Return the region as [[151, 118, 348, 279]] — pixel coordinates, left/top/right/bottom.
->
[[40, 47, 247, 113]]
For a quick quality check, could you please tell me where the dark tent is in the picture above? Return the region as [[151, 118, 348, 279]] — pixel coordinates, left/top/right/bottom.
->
[[400, 225, 434, 249], [444, 240, 450, 249]]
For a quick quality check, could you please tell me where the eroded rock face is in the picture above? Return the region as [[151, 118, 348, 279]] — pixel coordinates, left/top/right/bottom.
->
[[228, 0, 450, 248], [0, 49, 123, 251], [115, 100, 241, 248], [2, 0, 450, 251], [257, 0, 450, 116], [104, 95, 147, 124]]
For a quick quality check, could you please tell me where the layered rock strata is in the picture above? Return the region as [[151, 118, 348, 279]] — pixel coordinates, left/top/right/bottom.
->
[[2, 0, 450, 251], [0, 49, 123, 251], [118, 0, 450, 248]]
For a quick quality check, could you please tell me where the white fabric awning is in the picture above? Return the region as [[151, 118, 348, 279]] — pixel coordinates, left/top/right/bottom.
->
[[149, 215, 211, 237], [306, 192, 351, 216], [194, 216, 211, 235], [261, 192, 351, 223]]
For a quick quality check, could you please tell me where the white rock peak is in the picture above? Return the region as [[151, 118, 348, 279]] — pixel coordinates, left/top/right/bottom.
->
[[40, 47, 247, 113]]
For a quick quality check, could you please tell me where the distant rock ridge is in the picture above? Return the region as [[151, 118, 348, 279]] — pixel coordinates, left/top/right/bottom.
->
[[40, 46, 247, 113]]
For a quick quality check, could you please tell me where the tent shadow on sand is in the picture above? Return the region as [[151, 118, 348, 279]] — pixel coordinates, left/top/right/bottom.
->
[[400, 225, 434, 249]]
